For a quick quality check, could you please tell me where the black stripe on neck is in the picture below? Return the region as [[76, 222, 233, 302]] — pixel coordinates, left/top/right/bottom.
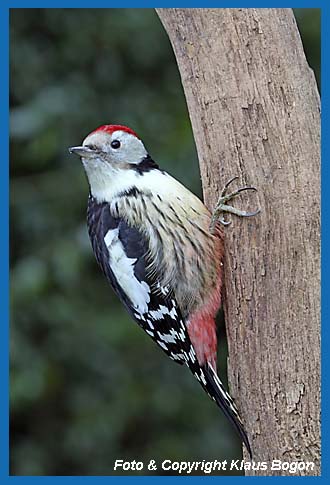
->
[[132, 155, 159, 175]]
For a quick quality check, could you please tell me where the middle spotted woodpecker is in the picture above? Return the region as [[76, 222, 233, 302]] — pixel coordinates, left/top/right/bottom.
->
[[69, 124, 259, 457]]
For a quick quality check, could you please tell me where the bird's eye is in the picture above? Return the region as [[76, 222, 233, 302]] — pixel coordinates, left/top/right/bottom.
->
[[111, 140, 121, 149]]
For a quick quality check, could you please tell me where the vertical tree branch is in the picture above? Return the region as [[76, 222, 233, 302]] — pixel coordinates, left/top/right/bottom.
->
[[156, 8, 320, 475]]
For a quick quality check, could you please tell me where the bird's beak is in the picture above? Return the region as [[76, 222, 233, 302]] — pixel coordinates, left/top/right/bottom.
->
[[68, 146, 94, 157]]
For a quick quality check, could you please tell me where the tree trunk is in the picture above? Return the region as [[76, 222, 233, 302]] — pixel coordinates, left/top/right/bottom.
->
[[156, 8, 320, 476]]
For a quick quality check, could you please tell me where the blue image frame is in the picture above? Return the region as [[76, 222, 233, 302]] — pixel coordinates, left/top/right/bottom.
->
[[2, 0, 324, 482]]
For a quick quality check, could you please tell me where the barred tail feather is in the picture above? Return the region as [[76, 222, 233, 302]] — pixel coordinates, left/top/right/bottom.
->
[[201, 364, 252, 458]]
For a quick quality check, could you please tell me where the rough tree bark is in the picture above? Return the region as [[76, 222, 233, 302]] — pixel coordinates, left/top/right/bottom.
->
[[156, 8, 320, 476]]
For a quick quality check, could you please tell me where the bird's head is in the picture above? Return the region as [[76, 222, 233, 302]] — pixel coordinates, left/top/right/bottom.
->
[[69, 124, 157, 200], [69, 124, 148, 167]]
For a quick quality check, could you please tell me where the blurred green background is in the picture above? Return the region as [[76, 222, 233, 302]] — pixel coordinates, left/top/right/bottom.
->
[[10, 8, 320, 476]]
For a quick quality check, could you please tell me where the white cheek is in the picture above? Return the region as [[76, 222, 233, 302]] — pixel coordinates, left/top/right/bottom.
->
[[109, 132, 148, 164], [82, 156, 117, 172]]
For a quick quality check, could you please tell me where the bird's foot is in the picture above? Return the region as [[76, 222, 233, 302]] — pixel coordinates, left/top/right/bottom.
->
[[210, 176, 260, 233]]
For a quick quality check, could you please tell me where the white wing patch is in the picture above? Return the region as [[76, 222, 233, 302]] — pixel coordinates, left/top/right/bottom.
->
[[104, 228, 150, 314]]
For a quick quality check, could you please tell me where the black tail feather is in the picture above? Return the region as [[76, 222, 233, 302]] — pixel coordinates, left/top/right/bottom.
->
[[200, 364, 252, 458]]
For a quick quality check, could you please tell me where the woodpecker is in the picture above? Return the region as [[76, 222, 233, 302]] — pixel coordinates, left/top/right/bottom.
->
[[69, 124, 259, 457]]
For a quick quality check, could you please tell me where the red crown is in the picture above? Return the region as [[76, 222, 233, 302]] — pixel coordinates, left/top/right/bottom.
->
[[92, 124, 139, 139]]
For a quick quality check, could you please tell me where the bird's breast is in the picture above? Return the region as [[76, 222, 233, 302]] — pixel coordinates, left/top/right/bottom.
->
[[111, 188, 224, 319]]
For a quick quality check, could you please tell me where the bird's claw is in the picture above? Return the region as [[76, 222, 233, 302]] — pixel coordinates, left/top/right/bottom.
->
[[219, 216, 231, 226], [221, 176, 239, 197], [210, 176, 261, 232]]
